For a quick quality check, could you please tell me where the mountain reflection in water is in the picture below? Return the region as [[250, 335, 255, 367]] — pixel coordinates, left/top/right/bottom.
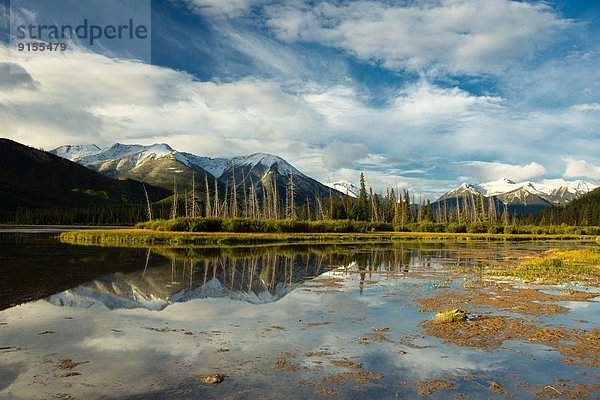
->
[[46, 244, 507, 310]]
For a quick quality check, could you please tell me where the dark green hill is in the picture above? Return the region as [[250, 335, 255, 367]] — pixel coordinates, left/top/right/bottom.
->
[[537, 187, 600, 226], [0, 138, 171, 223]]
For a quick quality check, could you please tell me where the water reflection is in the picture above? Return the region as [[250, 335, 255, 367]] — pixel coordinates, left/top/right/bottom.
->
[[44, 242, 534, 311], [2, 234, 598, 400]]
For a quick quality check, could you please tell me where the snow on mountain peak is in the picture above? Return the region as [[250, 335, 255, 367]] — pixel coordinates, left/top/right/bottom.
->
[[231, 153, 303, 176], [73, 143, 177, 167], [478, 178, 520, 196], [327, 181, 359, 198], [440, 177, 598, 205], [442, 182, 485, 197], [50, 144, 101, 162]]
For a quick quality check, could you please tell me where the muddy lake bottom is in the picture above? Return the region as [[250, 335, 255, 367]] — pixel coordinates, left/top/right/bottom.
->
[[0, 232, 599, 399]]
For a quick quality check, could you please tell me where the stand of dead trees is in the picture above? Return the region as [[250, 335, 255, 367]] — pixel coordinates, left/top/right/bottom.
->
[[164, 171, 511, 227]]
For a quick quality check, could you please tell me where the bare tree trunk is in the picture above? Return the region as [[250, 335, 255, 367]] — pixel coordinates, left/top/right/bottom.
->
[[184, 189, 189, 217], [143, 184, 153, 221], [171, 177, 178, 220], [242, 172, 248, 218], [231, 163, 238, 218], [205, 174, 211, 217], [316, 195, 325, 220], [191, 173, 196, 218], [286, 171, 296, 219], [262, 185, 269, 219], [223, 180, 229, 218], [213, 178, 219, 217], [272, 174, 279, 220]]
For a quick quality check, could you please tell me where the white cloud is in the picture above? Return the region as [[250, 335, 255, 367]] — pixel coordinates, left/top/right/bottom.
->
[[563, 159, 600, 179], [571, 103, 600, 112], [0, 45, 325, 151], [264, 0, 569, 75], [321, 141, 371, 169], [0, 41, 596, 196], [456, 161, 547, 182], [186, 0, 265, 16]]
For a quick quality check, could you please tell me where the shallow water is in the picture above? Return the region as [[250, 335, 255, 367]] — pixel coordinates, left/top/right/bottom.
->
[[0, 232, 598, 399]]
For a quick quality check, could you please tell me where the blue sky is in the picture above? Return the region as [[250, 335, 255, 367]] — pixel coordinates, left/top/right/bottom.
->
[[1, 0, 599, 198]]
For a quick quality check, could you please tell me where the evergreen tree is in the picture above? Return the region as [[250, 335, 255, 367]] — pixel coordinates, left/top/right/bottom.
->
[[424, 199, 433, 222], [352, 173, 369, 221]]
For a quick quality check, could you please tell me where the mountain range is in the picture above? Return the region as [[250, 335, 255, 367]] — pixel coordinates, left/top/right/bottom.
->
[[4, 138, 596, 220], [52, 143, 599, 216], [51, 143, 341, 205], [435, 178, 599, 215]]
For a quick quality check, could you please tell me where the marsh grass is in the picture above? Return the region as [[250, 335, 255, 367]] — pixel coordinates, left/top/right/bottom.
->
[[136, 217, 600, 236], [489, 248, 600, 284], [59, 229, 594, 249]]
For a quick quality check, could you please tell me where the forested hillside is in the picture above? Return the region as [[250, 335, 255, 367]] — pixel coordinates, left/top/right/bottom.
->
[[0, 139, 171, 224], [536, 187, 600, 226]]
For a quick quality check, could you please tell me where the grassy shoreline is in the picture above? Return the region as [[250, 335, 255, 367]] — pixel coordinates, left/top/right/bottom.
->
[[487, 248, 600, 285], [59, 229, 598, 248]]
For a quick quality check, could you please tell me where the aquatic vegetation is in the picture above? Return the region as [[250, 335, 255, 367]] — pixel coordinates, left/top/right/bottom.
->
[[198, 374, 225, 384], [435, 309, 468, 323], [488, 248, 600, 284]]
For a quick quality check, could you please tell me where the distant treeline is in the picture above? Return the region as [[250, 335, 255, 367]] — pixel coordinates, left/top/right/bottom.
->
[[530, 187, 600, 226], [138, 217, 600, 235], [3, 148, 598, 228], [137, 172, 598, 234], [0, 203, 174, 225]]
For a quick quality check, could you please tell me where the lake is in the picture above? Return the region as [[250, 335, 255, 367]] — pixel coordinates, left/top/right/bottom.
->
[[0, 231, 598, 399]]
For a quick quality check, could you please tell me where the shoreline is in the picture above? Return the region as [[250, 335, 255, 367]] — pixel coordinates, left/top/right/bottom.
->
[[59, 229, 599, 248]]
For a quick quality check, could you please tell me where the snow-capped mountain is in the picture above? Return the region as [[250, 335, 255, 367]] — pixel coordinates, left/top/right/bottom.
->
[[51, 144, 101, 162], [51, 143, 342, 203], [436, 182, 486, 201], [435, 177, 599, 215], [53, 144, 303, 178], [477, 178, 598, 200], [54, 143, 176, 167], [230, 153, 303, 177], [327, 181, 359, 198]]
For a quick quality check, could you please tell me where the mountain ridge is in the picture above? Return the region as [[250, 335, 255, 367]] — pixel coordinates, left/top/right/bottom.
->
[[51, 142, 341, 204], [434, 177, 599, 216]]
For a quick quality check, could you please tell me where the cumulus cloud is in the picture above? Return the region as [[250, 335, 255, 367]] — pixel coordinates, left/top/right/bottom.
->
[[0, 45, 325, 151], [563, 159, 600, 179], [0, 34, 596, 196], [456, 161, 547, 182], [264, 0, 569, 75], [322, 141, 371, 169]]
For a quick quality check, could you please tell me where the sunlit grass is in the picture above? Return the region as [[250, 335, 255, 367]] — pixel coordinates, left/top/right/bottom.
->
[[59, 229, 594, 249], [488, 248, 600, 284]]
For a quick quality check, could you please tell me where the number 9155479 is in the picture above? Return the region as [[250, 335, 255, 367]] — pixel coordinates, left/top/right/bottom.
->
[[16, 42, 67, 52]]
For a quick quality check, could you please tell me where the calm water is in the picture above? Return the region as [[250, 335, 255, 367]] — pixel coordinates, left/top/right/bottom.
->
[[0, 232, 598, 399]]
